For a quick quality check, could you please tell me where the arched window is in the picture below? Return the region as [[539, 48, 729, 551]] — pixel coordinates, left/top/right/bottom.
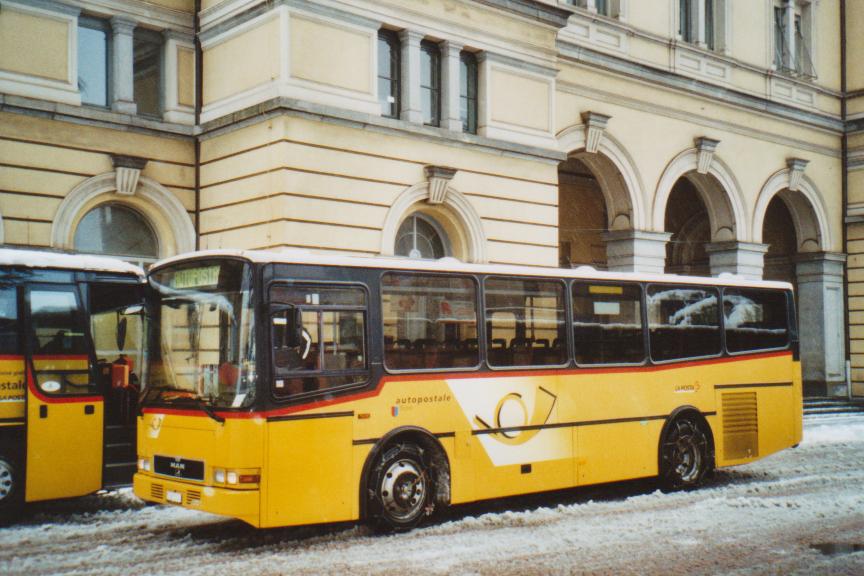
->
[[74, 203, 159, 266], [395, 214, 449, 259]]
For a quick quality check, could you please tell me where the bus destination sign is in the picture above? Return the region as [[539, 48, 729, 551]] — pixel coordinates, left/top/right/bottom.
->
[[171, 266, 220, 290]]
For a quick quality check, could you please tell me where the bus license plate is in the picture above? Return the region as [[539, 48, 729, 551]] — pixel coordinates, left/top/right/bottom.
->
[[166, 490, 182, 504]]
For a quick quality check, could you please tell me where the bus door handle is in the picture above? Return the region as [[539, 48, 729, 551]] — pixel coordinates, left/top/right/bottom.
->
[[84, 405, 95, 415], [39, 405, 48, 419]]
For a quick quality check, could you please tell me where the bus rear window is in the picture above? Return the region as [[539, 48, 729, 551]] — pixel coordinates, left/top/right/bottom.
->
[[647, 285, 721, 362], [381, 273, 479, 371], [723, 288, 789, 353], [572, 282, 644, 365]]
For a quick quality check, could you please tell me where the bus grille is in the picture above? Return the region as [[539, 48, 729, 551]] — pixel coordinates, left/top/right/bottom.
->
[[186, 490, 202, 506], [151, 483, 164, 501], [722, 392, 759, 460]]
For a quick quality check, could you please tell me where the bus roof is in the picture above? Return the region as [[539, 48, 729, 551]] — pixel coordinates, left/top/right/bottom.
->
[[152, 249, 795, 291], [0, 248, 144, 277]]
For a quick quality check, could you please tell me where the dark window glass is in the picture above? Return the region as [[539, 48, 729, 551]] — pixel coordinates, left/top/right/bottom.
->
[[377, 30, 400, 118], [134, 28, 162, 117], [724, 288, 789, 353], [0, 287, 19, 355], [485, 277, 567, 367], [459, 51, 478, 134], [78, 17, 110, 107], [29, 287, 94, 396], [382, 274, 479, 370], [395, 214, 448, 260], [420, 40, 441, 126], [74, 204, 158, 265], [270, 286, 367, 397], [774, 6, 786, 69], [573, 282, 644, 365], [595, 0, 609, 16], [648, 285, 721, 361]]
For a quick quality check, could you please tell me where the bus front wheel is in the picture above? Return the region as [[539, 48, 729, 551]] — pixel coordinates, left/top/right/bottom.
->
[[659, 414, 711, 491], [0, 452, 23, 523], [367, 442, 433, 532]]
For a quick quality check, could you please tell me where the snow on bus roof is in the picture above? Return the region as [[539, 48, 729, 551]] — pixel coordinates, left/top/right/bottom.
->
[[152, 249, 794, 291], [0, 248, 144, 277]]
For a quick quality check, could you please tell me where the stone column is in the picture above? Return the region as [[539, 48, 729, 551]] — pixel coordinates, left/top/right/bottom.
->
[[603, 230, 672, 274], [440, 41, 463, 132], [110, 16, 137, 115], [399, 29, 423, 124], [705, 241, 769, 280], [695, 0, 708, 48], [795, 252, 847, 397], [585, 0, 598, 13]]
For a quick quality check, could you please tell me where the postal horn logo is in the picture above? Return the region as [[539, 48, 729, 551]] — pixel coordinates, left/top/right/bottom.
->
[[474, 386, 557, 445]]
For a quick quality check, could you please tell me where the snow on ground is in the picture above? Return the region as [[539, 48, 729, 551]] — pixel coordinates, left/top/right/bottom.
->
[[2, 414, 863, 576]]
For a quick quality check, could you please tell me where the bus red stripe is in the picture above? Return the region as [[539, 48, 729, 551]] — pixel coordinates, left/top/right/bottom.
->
[[142, 350, 793, 420]]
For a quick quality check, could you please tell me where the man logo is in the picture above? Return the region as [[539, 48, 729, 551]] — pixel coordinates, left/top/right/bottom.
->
[[473, 386, 556, 445]]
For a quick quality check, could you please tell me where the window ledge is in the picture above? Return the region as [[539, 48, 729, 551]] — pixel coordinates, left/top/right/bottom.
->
[[0, 93, 195, 138]]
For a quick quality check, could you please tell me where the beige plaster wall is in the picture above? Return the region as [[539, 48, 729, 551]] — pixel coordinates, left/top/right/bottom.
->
[[199, 115, 559, 265], [203, 16, 281, 105], [489, 68, 551, 132], [177, 47, 196, 108], [847, 0, 864, 91], [0, 9, 68, 81], [289, 15, 372, 94], [556, 63, 843, 252], [0, 113, 194, 248]]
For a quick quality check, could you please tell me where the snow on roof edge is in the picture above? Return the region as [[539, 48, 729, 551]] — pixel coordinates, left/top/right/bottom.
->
[[0, 248, 144, 277], [151, 249, 795, 291]]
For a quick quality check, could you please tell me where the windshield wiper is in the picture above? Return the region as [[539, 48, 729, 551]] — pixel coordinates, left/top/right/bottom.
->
[[192, 397, 225, 425]]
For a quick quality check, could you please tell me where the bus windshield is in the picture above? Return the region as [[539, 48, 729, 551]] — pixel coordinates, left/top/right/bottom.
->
[[145, 259, 256, 410]]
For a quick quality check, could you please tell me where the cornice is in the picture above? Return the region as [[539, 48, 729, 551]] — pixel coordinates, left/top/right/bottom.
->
[[557, 40, 844, 134]]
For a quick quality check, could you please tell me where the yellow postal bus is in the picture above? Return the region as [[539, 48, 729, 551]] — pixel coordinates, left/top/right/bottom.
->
[[134, 250, 801, 530], [0, 249, 144, 521]]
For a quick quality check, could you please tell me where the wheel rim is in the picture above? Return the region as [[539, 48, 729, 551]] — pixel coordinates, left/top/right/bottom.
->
[[669, 420, 704, 484], [0, 460, 14, 501], [380, 458, 426, 522]]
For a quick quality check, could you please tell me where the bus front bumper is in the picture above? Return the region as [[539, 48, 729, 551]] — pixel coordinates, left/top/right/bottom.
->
[[134, 472, 260, 527]]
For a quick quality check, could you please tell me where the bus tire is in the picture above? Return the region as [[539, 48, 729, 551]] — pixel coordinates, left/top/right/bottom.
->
[[366, 442, 433, 533], [0, 451, 23, 524], [659, 414, 711, 491]]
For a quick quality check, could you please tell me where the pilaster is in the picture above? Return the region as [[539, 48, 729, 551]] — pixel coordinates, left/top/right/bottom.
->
[[110, 16, 137, 115], [705, 241, 769, 280], [440, 41, 464, 133], [399, 29, 423, 124], [795, 252, 847, 396], [603, 230, 672, 274]]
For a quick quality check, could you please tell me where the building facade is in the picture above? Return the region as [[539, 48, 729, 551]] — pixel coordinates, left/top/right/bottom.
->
[[0, 0, 860, 397]]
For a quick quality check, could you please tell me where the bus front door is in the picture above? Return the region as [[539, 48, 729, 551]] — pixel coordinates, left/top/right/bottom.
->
[[24, 285, 103, 502]]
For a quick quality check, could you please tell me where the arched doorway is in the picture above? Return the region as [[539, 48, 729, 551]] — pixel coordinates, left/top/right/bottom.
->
[[664, 178, 712, 276], [756, 181, 844, 396], [558, 157, 607, 268], [74, 203, 159, 267]]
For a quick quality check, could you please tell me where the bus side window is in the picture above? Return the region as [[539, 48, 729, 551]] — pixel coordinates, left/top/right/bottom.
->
[[647, 285, 721, 362], [484, 277, 567, 367], [572, 282, 645, 365], [381, 273, 479, 371], [723, 288, 789, 353], [0, 287, 19, 357], [270, 285, 368, 397]]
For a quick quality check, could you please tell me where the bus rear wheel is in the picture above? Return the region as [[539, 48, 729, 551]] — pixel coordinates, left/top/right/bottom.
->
[[0, 452, 23, 523], [367, 442, 433, 532], [660, 415, 711, 491]]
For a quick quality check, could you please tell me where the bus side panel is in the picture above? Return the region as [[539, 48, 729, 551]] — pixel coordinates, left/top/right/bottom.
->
[[0, 356, 25, 423], [263, 415, 354, 528], [25, 367, 103, 502]]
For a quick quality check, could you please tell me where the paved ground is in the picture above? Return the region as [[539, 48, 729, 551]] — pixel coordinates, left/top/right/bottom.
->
[[1, 413, 863, 575]]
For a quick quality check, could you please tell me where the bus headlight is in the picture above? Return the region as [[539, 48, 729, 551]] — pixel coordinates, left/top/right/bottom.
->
[[138, 458, 151, 472], [213, 467, 259, 486]]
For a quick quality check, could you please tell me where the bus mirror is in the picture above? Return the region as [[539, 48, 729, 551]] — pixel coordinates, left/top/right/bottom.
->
[[116, 316, 128, 352], [272, 308, 304, 348]]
